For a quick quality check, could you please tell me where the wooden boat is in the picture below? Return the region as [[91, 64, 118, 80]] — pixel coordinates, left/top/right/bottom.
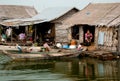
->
[[1, 49, 80, 61]]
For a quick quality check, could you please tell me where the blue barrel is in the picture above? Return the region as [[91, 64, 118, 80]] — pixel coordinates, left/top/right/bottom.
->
[[62, 44, 69, 49]]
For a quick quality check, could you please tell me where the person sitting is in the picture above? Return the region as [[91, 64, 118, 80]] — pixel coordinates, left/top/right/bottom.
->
[[43, 42, 51, 52], [77, 43, 88, 51], [85, 30, 93, 46], [16, 44, 32, 53], [18, 32, 26, 43], [77, 43, 83, 51], [16, 44, 22, 53]]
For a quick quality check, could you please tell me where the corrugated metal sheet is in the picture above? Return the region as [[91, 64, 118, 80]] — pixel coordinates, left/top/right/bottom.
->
[[64, 3, 120, 27], [0, 18, 44, 26], [33, 7, 78, 22], [0, 7, 78, 26], [19, 18, 45, 26]]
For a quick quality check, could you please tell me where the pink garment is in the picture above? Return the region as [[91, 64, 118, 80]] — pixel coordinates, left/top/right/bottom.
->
[[85, 33, 93, 42], [19, 33, 26, 40], [77, 44, 82, 50], [43, 43, 51, 50]]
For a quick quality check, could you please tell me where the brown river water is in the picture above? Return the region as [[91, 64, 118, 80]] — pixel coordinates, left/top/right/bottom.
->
[[0, 53, 120, 81]]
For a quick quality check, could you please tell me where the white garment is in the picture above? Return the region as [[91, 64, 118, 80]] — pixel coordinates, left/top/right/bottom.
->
[[1, 38, 5, 41], [6, 28, 12, 37]]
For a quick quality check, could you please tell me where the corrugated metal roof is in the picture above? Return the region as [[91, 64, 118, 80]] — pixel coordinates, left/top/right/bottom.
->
[[33, 7, 78, 21], [0, 18, 44, 26], [64, 3, 120, 27], [0, 7, 78, 26]]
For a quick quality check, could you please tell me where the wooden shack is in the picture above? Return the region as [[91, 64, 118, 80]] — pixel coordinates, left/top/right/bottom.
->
[[0, 7, 79, 45], [32, 7, 79, 43], [52, 7, 79, 43], [0, 5, 38, 43], [63, 3, 120, 52]]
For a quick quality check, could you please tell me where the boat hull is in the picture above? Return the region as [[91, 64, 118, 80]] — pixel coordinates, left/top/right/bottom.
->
[[2, 49, 80, 61]]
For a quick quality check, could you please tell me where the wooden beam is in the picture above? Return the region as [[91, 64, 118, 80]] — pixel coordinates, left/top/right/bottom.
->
[[118, 26, 120, 52]]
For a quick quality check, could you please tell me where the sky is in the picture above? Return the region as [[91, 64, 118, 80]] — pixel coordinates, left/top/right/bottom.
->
[[0, 0, 120, 12]]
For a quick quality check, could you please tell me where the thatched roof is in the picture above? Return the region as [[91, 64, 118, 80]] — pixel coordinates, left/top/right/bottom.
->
[[108, 16, 120, 26], [0, 5, 37, 21], [64, 3, 120, 27]]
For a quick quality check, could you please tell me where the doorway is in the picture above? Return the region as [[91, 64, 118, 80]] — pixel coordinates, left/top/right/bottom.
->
[[71, 25, 79, 40], [83, 25, 95, 43], [36, 22, 55, 45]]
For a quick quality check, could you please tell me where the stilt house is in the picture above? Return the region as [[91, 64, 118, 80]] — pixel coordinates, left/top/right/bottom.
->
[[31, 7, 79, 43], [0, 5, 37, 43], [0, 7, 79, 45], [63, 3, 120, 52]]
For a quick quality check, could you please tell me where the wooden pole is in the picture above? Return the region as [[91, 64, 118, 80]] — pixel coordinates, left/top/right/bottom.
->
[[118, 26, 120, 52], [11, 27, 12, 44], [34, 26, 37, 43]]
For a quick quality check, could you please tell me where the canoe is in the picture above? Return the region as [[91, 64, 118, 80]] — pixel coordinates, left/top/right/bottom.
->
[[1, 49, 80, 61]]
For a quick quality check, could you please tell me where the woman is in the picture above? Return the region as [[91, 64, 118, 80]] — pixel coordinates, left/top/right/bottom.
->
[[85, 30, 93, 46], [19, 32, 26, 43]]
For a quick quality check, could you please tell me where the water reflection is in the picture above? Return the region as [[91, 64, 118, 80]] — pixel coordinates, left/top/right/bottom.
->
[[0, 56, 120, 81], [2, 61, 55, 70]]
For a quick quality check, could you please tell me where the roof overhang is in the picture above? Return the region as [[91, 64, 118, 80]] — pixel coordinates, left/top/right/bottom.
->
[[0, 18, 45, 26]]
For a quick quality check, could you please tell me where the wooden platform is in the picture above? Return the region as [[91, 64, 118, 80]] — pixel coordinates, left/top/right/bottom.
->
[[79, 50, 119, 60]]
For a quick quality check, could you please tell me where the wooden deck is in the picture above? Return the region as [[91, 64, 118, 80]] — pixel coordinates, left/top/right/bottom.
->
[[79, 50, 119, 60]]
